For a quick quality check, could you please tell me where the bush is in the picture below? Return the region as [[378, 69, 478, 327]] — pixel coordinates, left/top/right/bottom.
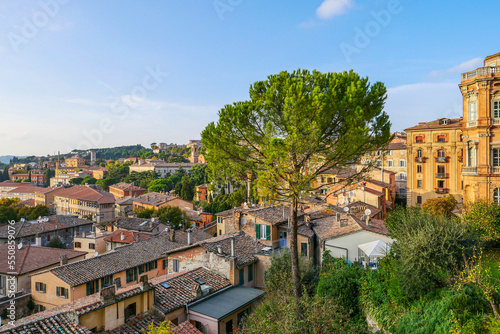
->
[[462, 200, 500, 243], [47, 236, 66, 249]]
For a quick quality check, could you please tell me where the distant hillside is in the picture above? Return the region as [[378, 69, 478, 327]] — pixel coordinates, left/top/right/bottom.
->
[[0, 155, 26, 164]]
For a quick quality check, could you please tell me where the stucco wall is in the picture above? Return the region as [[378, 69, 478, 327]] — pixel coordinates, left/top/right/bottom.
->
[[324, 230, 393, 263]]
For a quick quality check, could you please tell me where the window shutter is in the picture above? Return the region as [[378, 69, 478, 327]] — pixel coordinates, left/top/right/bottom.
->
[[56, 287, 60, 297], [96, 280, 99, 292], [64, 288, 68, 298], [86, 283, 90, 296], [255, 224, 260, 239], [266, 225, 271, 241], [134, 268, 137, 281]]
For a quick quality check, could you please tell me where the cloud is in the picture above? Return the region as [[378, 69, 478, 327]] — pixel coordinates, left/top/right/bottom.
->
[[298, 19, 324, 29], [429, 57, 482, 77], [316, 0, 354, 20]]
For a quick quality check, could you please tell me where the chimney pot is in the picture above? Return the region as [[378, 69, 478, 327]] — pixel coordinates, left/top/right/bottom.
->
[[60, 254, 68, 266], [187, 229, 193, 245], [169, 229, 175, 242], [120, 232, 125, 241], [217, 245, 222, 254], [230, 237, 236, 257]]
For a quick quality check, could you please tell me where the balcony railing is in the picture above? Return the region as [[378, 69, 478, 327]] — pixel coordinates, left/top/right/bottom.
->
[[462, 66, 500, 80], [467, 121, 477, 128], [494, 119, 500, 126], [415, 157, 426, 163], [435, 173, 448, 178], [462, 167, 478, 175], [493, 167, 500, 174], [435, 157, 448, 163], [435, 188, 449, 194]]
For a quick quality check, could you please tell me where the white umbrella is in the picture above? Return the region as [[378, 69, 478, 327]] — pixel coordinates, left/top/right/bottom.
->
[[358, 240, 389, 257]]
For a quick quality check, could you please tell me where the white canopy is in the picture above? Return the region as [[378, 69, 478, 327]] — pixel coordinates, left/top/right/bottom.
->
[[358, 240, 389, 258]]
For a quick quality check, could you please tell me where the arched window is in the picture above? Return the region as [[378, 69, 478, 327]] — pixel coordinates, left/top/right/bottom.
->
[[494, 188, 500, 204]]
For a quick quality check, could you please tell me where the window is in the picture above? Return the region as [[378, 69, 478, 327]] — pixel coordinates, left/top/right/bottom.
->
[[387, 160, 393, 167], [162, 259, 167, 270], [255, 224, 270, 241], [327, 177, 333, 183], [493, 148, 500, 167], [417, 165, 422, 173], [74, 242, 81, 248], [239, 268, 244, 286], [173, 259, 179, 273], [417, 180, 423, 188], [401, 150, 405, 156], [376, 151, 382, 156], [417, 150, 422, 158], [437, 150, 445, 158], [437, 135, 446, 143], [35, 282, 46, 293], [469, 102, 478, 121], [34, 305, 45, 313], [399, 160, 406, 167], [86, 280, 99, 295], [126, 268, 137, 283], [437, 180, 445, 188], [467, 143, 477, 167], [88, 243, 95, 250], [387, 151, 393, 156], [376, 160, 382, 167], [301, 243, 308, 257], [416, 136, 424, 143], [101, 275, 113, 288], [248, 264, 253, 282], [495, 188, 500, 204], [56, 286, 68, 298], [417, 196, 422, 205], [399, 173, 406, 181], [494, 100, 500, 119]]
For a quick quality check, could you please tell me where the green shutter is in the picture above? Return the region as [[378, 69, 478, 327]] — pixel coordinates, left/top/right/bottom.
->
[[96, 280, 99, 292], [56, 287, 60, 296], [86, 283, 91, 295], [134, 267, 138, 281], [255, 224, 260, 239], [266, 225, 271, 241]]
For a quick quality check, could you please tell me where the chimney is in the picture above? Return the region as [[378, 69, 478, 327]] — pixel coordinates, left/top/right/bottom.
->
[[187, 229, 193, 245], [230, 237, 236, 257], [35, 233, 41, 247], [120, 232, 125, 241], [192, 283, 202, 298], [169, 229, 175, 242], [217, 245, 222, 254], [60, 254, 68, 266], [305, 215, 310, 222], [100, 285, 116, 304], [365, 215, 371, 227], [139, 275, 150, 291]]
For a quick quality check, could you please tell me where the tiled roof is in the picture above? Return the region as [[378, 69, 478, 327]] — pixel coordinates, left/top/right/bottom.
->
[[115, 196, 134, 205], [103, 229, 151, 244], [50, 230, 212, 286], [366, 179, 391, 188], [0, 245, 86, 276], [104, 314, 161, 333], [109, 217, 163, 233], [312, 214, 389, 241], [215, 206, 251, 218], [405, 117, 462, 131], [297, 223, 315, 238], [364, 187, 384, 197], [247, 206, 305, 225], [19, 199, 35, 206], [132, 191, 186, 206], [0, 215, 93, 239], [201, 232, 267, 268], [54, 185, 115, 204], [109, 182, 145, 192], [346, 202, 381, 218], [318, 167, 357, 179], [7, 186, 41, 194], [34, 186, 64, 194], [172, 321, 204, 334], [154, 267, 231, 314], [387, 142, 407, 150], [0, 313, 91, 334]]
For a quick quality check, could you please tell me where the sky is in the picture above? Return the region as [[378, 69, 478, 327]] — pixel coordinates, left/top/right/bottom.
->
[[0, 0, 499, 156]]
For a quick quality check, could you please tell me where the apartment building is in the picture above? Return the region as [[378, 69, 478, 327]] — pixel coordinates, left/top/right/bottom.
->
[[109, 182, 146, 198], [64, 155, 86, 167], [53, 185, 115, 222]]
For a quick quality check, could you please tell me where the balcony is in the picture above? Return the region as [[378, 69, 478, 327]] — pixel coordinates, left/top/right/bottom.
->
[[467, 121, 478, 128], [462, 66, 500, 80], [492, 167, 500, 174], [435, 157, 448, 163], [493, 119, 500, 126], [435, 188, 449, 194], [415, 157, 426, 163], [462, 167, 478, 175], [435, 173, 448, 179]]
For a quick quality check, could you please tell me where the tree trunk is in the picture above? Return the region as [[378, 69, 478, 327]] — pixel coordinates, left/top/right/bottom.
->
[[289, 197, 302, 301], [489, 299, 499, 319]]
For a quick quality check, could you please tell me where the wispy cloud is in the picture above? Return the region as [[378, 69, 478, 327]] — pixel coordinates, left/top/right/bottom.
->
[[429, 57, 482, 77], [316, 0, 354, 20]]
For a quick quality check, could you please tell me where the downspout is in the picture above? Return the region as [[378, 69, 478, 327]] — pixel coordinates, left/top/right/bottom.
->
[[325, 244, 349, 261]]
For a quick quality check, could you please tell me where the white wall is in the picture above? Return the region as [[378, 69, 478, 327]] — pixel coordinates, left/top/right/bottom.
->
[[324, 231, 393, 263]]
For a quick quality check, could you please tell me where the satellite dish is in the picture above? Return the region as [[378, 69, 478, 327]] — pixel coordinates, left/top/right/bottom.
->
[[364, 209, 372, 216], [94, 252, 99, 257], [18, 242, 23, 249], [343, 207, 349, 213]]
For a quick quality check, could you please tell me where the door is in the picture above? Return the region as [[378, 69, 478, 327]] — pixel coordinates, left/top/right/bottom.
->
[[279, 230, 287, 248], [226, 319, 233, 334]]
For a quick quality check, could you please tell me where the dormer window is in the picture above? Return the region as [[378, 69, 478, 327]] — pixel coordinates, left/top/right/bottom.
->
[[440, 119, 449, 125]]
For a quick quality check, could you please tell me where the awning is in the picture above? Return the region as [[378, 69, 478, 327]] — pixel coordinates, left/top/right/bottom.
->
[[358, 240, 389, 257]]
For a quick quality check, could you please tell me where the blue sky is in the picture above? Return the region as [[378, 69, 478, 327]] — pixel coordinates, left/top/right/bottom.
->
[[0, 0, 498, 156]]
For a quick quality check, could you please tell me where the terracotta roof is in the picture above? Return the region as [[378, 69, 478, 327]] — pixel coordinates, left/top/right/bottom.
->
[[154, 267, 231, 314], [247, 206, 305, 225], [0, 313, 91, 334], [132, 191, 187, 206], [104, 314, 161, 333], [297, 223, 315, 238], [201, 232, 267, 268], [0, 215, 93, 239], [109, 217, 163, 233], [172, 321, 204, 334], [109, 182, 145, 192], [346, 201, 381, 218], [215, 206, 252, 217], [54, 185, 115, 204], [7, 186, 41, 194], [366, 179, 391, 188], [19, 198, 35, 207], [103, 229, 151, 244], [50, 230, 212, 286], [405, 117, 462, 131], [115, 196, 134, 205], [312, 214, 389, 241], [0, 245, 86, 276], [34, 186, 65, 194], [364, 187, 385, 197], [387, 142, 407, 150]]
